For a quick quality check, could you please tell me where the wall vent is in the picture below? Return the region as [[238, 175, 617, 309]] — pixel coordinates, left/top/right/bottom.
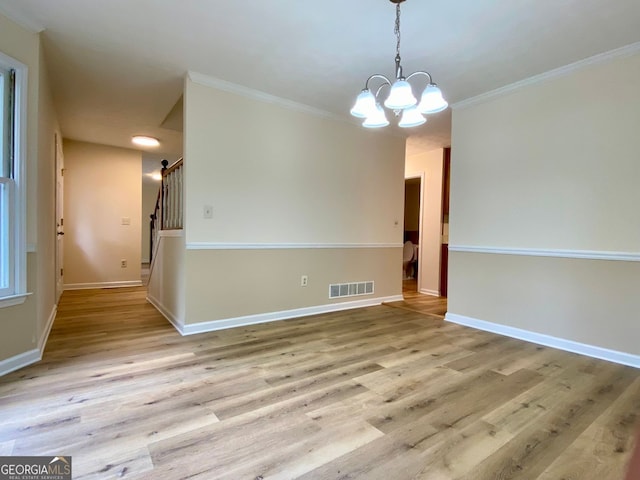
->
[[329, 281, 374, 299]]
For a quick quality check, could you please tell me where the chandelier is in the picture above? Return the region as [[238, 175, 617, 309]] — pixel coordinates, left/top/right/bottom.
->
[[350, 0, 448, 128]]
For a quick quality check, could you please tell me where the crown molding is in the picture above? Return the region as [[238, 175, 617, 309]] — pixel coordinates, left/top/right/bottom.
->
[[0, 4, 44, 33], [186, 71, 406, 138], [188, 71, 343, 122], [452, 41, 640, 111]]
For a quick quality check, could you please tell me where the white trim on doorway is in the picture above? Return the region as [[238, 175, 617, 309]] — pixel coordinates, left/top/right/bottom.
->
[[404, 173, 425, 295], [420, 288, 440, 297]]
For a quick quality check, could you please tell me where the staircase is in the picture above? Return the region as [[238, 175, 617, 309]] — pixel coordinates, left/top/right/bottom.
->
[[150, 158, 183, 264]]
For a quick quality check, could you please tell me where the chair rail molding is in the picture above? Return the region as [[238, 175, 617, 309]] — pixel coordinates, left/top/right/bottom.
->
[[186, 242, 403, 250], [448, 245, 640, 262]]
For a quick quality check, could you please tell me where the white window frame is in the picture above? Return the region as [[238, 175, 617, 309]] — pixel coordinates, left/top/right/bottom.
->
[[0, 51, 28, 308]]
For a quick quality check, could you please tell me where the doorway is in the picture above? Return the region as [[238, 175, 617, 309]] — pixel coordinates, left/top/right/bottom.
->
[[403, 176, 422, 293], [54, 133, 64, 301]]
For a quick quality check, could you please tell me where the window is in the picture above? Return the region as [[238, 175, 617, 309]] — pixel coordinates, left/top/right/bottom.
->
[[0, 52, 27, 307]]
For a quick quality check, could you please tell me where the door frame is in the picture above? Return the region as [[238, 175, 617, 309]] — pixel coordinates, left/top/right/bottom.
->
[[54, 133, 64, 301], [404, 173, 425, 295]]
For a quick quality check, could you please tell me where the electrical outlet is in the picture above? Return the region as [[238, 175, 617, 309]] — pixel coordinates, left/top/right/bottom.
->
[[121, 259, 127, 268], [301, 275, 308, 287], [203, 205, 213, 219]]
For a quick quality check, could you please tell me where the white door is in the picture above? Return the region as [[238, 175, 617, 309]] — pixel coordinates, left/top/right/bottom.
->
[[55, 133, 64, 301]]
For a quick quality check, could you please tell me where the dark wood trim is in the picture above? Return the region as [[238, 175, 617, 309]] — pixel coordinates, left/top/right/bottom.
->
[[442, 147, 451, 219]]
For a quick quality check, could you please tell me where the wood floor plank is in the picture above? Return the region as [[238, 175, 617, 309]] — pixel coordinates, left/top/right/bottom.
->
[[209, 360, 383, 420], [216, 417, 384, 480], [535, 376, 640, 480], [457, 362, 638, 480], [0, 286, 637, 479], [72, 446, 154, 480], [0, 440, 14, 456]]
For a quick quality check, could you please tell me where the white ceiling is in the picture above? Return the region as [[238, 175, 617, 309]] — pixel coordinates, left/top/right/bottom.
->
[[1, 0, 640, 157]]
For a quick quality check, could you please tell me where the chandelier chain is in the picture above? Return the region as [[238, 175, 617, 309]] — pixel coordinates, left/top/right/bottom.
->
[[394, 3, 401, 57]]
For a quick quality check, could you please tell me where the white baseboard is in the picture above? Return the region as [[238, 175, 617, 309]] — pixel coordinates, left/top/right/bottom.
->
[[0, 349, 41, 377], [153, 295, 403, 336], [445, 312, 640, 369], [39, 305, 57, 353], [64, 280, 143, 290], [419, 289, 441, 297], [146, 294, 184, 333], [0, 304, 57, 377]]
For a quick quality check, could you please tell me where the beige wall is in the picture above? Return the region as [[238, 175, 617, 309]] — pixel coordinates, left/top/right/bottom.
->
[[450, 55, 640, 251], [141, 181, 159, 263], [449, 252, 640, 355], [181, 75, 405, 326], [405, 148, 444, 296], [185, 78, 405, 245], [184, 248, 401, 324], [63, 140, 142, 287], [0, 13, 59, 367], [0, 256, 38, 360], [449, 51, 640, 356], [147, 234, 185, 326]]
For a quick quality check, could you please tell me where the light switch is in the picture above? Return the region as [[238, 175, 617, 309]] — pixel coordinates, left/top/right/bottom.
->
[[121, 217, 131, 225]]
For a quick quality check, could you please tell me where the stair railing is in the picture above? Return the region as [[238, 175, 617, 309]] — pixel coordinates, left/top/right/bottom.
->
[[150, 158, 183, 262]]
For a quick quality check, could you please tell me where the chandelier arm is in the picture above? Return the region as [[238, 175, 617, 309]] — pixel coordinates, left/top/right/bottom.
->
[[364, 74, 392, 91], [374, 83, 391, 99], [406, 71, 434, 85]]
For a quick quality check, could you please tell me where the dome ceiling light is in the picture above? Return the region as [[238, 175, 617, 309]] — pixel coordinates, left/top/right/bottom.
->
[[132, 135, 160, 147]]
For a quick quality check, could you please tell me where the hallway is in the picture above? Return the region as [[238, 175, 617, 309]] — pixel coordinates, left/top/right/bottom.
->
[[383, 278, 447, 317]]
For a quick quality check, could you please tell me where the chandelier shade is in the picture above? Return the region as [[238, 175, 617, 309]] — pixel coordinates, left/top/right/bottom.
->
[[363, 104, 390, 128], [418, 84, 449, 114], [351, 0, 448, 128], [350, 89, 377, 118], [398, 106, 427, 128], [384, 79, 417, 110]]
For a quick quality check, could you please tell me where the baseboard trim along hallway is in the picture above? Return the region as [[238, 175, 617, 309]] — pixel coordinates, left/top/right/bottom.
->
[[147, 295, 405, 336], [64, 280, 143, 290]]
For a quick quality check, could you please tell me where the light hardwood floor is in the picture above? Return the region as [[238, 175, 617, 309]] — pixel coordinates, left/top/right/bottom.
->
[[0, 286, 638, 479], [383, 279, 447, 317]]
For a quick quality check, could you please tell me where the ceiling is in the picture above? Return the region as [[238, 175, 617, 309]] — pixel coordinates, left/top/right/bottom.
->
[[1, 0, 639, 158]]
